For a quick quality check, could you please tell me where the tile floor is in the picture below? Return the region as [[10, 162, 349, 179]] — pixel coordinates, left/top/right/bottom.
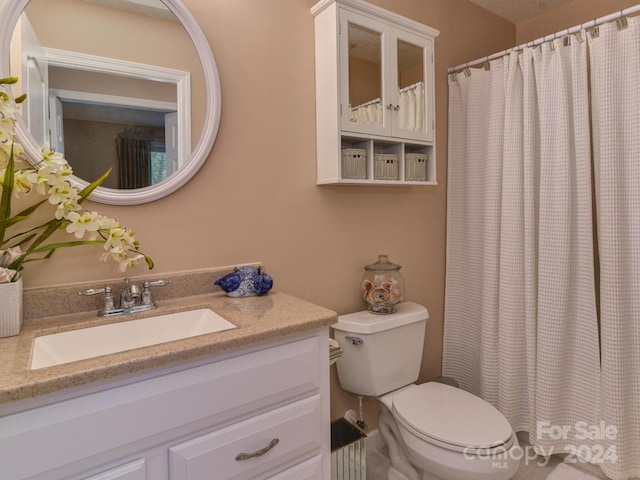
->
[[366, 432, 611, 480]]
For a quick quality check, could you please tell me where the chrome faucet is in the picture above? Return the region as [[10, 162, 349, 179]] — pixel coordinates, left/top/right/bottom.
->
[[120, 278, 140, 309], [79, 278, 171, 317]]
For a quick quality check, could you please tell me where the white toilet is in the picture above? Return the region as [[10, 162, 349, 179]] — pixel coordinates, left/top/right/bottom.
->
[[333, 302, 520, 480]]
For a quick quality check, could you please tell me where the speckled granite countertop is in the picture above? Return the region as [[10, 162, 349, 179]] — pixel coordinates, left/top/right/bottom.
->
[[0, 268, 337, 406]]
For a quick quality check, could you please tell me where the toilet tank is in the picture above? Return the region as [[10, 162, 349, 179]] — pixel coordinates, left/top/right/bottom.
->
[[332, 302, 428, 397]]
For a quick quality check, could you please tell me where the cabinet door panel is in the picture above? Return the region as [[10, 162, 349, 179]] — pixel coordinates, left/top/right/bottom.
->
[[340, 9, 390, 136], [391, 29, 434, 142], [169, 396, 322, 480]]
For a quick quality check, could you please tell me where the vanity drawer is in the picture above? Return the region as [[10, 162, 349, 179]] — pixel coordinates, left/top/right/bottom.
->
[[169, 395, 323, 480], [265, 455, 322, 480]]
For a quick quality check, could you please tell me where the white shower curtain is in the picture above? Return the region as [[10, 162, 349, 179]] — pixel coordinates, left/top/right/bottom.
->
[[444, 32, 603, 465], [589, 19, 640, 480]]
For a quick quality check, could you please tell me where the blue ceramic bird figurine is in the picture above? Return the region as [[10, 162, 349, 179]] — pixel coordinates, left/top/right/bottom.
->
[[214, 266, 273, 297], [213, 270, 241, 293]]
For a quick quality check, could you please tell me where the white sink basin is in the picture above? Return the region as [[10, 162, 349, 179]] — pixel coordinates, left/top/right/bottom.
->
[[30, 309, 236, 370]]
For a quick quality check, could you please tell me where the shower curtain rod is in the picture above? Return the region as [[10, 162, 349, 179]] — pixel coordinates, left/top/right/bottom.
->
[[448, 3, 640, 73]]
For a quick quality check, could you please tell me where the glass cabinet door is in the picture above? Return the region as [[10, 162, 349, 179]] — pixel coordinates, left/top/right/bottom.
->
[[339, 10, 433, 142], [392, 30, 433, 142], [339, 11, 389, 136]]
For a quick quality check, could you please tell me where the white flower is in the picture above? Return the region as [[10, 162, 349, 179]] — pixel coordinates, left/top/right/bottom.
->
[[66, 211, 100, 239], [40, 143, 68, 170], [13, 170, 32, 196], [0, 117, 16, 161], [117, 253, 144, 272], [48, 181, 75, 206], [54, 188, 81, 219], [26, 164, 56, 195], [96, 215, 119, 231]]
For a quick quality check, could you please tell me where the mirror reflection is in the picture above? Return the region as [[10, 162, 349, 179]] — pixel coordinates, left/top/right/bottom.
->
[[348, 22, 382, 126], [10, 0, 206, 190], [397, 39, 425, 133]]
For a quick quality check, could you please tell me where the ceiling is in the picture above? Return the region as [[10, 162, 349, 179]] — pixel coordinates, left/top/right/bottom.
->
[[467, 0, 575, 23]]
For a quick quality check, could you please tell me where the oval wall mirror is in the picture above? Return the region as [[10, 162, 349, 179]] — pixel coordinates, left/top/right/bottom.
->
[[0, 0, 221, 205]]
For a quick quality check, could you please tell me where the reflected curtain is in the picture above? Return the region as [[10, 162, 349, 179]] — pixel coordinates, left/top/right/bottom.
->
[[444, 33, 603, 466], [116, 128, 152, 189]]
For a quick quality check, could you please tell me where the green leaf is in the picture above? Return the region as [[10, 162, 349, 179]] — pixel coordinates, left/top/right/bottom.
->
[[0, 215, 28, 227], [0, 77, 18, 85], [3, 221, 49, 246], [78, 168, 111, 203], [144, 255, 155, 269], [0, 199, 47, 243], [0, 145, 15, 246], [28, 239, 105, 255], [14, 198, 48, 218], [10, 240, 105, 270], [12, 232, 37, 248], [22, 218, 66, 255]]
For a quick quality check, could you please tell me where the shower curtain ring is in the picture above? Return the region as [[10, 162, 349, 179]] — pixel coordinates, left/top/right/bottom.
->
[[617, 14, 628, 30]]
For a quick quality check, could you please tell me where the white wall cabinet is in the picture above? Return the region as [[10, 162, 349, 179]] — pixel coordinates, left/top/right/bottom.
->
[[0, 332, 330, 480], [312, 0, 439, 185]]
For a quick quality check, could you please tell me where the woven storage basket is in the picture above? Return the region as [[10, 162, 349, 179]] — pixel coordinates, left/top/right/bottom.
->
[[405, 152, 427, 181], [373, 154, 399, 180], [341, 149, 367, 179]]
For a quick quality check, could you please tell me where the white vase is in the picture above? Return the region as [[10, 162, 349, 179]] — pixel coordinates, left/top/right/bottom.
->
[[0, 277, 23, 338]]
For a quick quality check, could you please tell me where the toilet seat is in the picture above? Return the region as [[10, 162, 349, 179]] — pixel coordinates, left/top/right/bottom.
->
[[391, 383, 514, 455]]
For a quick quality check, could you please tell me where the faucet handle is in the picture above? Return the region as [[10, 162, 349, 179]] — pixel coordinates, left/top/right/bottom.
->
[[140, 279, 171, 306], [79, 286, 110, 296], [79, 286, 116, 316]]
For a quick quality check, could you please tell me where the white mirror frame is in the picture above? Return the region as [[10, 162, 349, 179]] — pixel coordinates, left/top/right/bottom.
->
[[0, 0, 222, 205]]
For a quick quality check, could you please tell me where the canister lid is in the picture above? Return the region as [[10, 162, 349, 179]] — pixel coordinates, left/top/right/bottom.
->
[[333, 302, 428, 334], [364, 254, 401, 271]]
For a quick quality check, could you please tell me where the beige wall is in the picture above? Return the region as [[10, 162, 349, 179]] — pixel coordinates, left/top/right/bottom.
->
[[13, 0, 640, 433], [16, 0, 514, 424]]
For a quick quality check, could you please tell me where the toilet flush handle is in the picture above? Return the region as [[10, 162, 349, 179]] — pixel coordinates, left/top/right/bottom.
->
[[345, 336, 364, 346]]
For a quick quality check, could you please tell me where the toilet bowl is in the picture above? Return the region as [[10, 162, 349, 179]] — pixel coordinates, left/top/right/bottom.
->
[[378, 383, 520, 480], [333, 303, 520, 480]]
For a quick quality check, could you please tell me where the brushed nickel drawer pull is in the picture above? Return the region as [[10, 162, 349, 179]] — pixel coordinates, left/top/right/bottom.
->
[[235, 438, 279, 461]]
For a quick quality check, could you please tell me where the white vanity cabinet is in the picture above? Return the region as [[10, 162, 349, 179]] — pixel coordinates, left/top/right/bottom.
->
[[312, 0, 439, 185], [0, 331, 330, 480]]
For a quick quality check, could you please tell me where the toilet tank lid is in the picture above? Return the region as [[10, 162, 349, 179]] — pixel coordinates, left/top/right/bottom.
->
[[333, 302, 429, 334]]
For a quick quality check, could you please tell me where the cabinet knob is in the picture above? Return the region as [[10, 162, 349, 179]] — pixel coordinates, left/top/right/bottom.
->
[[386, 103, 394, 110], [235, 438, 280, 461], [393, 105, 400, 111]]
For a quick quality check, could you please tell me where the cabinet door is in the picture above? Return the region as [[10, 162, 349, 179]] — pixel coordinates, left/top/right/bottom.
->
[[339, 9, 391, 137], [390, 28, 434, 142], [82, 459, 146, 480]]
